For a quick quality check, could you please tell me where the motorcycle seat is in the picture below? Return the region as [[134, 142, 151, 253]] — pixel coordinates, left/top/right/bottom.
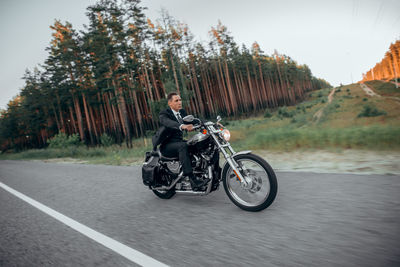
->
[[152, 149, 179, 162], [160, 155, 179, 162]]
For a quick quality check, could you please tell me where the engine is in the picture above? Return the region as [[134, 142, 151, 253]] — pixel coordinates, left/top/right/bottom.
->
[[165, 161, 180, 174]]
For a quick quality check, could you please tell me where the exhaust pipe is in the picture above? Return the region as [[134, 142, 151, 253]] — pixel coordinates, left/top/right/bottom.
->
[[175, 190, 207, 196], [151, 173, 183, 191]]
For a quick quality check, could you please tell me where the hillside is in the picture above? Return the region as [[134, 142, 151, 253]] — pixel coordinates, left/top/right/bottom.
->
[[228, 80, 400, 151]]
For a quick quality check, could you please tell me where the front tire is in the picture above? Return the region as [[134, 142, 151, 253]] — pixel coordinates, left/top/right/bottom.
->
[[223, 153, 277, 212]]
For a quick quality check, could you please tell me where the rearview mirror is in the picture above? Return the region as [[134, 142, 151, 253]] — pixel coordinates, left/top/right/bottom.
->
[[217, 115, 222, 122], [183, 115, 194, 123]]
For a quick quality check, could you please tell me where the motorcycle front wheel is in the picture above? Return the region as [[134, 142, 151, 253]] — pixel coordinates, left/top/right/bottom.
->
[[222, 153, 277, 212]]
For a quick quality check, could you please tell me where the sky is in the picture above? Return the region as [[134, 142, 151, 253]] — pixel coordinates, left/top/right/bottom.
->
[[0, 0, 399, 111]]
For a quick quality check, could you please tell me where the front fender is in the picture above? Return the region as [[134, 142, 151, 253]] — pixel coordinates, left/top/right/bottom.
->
[[222, 150, 252, 171]]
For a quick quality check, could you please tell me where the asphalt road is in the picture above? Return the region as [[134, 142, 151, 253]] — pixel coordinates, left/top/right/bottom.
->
[[1, 160, 399, 266]]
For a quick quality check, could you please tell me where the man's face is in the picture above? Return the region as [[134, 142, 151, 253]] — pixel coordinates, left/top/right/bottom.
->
[[168, 95, 182, 112]]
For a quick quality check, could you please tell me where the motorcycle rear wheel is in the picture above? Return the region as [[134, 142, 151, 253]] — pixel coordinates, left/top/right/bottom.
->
[[152, 170, 176, 199], [222, 153, 277, 212], [152, 188, 176, 199]]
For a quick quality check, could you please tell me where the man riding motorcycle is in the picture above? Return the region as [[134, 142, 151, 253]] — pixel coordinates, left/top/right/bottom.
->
[[155, 92, 209, 190]]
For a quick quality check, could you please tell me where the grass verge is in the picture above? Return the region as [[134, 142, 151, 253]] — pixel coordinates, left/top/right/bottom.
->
[[231, 125, 400, 151], [0, 140, 152, 165]]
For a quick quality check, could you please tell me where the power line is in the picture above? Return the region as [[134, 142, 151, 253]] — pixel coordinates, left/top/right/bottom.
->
[[352, 0, 358, 19]]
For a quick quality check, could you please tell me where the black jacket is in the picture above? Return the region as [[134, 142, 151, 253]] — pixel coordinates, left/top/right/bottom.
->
[[152, 108, 187, 150]]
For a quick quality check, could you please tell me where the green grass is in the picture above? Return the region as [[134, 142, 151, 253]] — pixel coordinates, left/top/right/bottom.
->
[[230, 125, 400, 151], [364, 80, 400, 96], [1, 81, 400, 164], [0, 139, 152, 165]]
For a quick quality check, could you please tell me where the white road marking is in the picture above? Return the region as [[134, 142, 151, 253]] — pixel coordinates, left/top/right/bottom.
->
[[0, 182, 169, 267]]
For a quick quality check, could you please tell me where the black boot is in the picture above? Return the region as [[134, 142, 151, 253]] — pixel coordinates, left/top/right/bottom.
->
[[188, 173, 209, 191]]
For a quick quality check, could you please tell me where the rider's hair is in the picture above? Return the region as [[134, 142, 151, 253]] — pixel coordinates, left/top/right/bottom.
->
[[167, 92, 178, 101]]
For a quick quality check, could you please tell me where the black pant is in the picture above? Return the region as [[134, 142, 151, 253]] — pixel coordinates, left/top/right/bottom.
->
[[160, 141, 192, 175]]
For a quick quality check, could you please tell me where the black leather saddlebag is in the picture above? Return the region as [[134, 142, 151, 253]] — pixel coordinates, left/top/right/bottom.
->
[[142, 151, 160, 186]]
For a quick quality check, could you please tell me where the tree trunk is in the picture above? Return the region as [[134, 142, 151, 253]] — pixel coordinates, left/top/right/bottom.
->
[[69, 106, 77, 133], [170, 53, 180, 94], [81, 92, 94, 145], [72, 94, 85, 141]]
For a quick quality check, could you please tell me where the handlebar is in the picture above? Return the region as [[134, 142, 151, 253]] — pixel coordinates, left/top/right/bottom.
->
[[192, 124, 202, 130], [186, 116, 220, 131]]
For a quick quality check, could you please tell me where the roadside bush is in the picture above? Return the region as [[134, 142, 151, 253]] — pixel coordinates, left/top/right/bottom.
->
[[296, 106, 306, 113], [277, 106, 294, 118], [357, 104, 387, 118], [100, 133, 115, 147], [363, 98, 368, 102], [47, 133, 82, 149], [264, 109, 273, 118], [305, 103, 314, 109]]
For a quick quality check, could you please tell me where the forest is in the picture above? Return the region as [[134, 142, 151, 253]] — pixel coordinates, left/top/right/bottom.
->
[[0, 0, 330, 152], [361, 40, 400, 83]]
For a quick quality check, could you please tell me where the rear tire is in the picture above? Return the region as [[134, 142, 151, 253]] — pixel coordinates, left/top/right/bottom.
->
[[152, 188, 176, 199], [151, 168, 176, 199], [223, 153, 277, 212]]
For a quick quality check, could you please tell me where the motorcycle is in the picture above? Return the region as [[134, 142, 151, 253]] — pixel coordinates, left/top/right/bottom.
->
[[142, 115, 277, 212]]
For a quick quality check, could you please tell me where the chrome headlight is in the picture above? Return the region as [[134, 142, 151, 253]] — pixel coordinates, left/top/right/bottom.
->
[[221, 129, 231, 141]]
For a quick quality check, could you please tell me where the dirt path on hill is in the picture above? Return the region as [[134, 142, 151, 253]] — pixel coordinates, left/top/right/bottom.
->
[[312, 88, 336, 123], [360, 83, 381, 97], [327, 87, 335, 103]]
